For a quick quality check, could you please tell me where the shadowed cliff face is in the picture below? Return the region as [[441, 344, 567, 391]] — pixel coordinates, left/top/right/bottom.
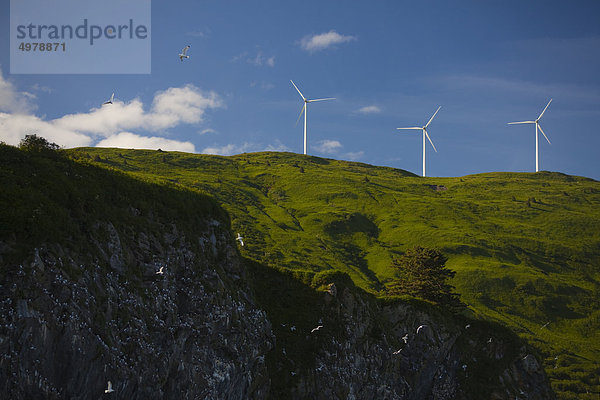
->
[[0, 229, 554, 400], [0, 146, 555, 399], [0, 218, 274, 399]]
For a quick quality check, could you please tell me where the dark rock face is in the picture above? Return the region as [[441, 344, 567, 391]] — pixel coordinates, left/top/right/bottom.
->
[[0, 218, 554, 400], [0, 219, 273, 399], [269, 285, 554, 400]]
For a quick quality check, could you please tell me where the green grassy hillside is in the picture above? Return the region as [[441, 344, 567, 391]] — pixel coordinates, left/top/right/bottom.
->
[[16, 146, 600, 399]]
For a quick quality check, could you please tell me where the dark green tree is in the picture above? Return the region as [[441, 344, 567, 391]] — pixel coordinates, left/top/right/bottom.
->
[[388, 246, 462, 307], [19, 134, 60, 153]]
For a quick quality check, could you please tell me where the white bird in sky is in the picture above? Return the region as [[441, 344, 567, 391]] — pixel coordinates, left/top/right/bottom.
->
[[311, 325, 323, 333], [416, 325, 427, 334], [103, 93, 114, 105], [236, 233, 244, 246], [402, 334, 409, 343], [393, 349, 402, 355], [156, 266, 164, 275], [105, 381, 114, 393], [465, 324, 471, 329], [179, 45, 190, 61]]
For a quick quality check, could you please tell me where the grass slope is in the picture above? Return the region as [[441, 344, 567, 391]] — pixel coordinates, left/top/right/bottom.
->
[[34, 147, 600, 398]]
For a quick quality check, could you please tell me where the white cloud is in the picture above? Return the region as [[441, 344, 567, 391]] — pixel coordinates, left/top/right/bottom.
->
[[314, 139, 342, 154], [0, 112, 92, 147], [148, 85, 222, 128], [199, 128, 217, 135], [201, 143, 254, 156], [343, 151, 364, 161], [30, 83, 52, 94], [97, 132, 195, 152], [356, 105, 381, 114], [233, 50, 276, 67], [250, 81, 275, 90], [300, 30, 356, 52], [201, 140, 291, 156], [0, 69, 223, 151], [263, 141, 290, 152], [0, 69, 37, 114]]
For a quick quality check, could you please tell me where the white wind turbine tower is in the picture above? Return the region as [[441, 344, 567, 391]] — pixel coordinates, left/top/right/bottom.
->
[[290, 80, 335, 155], [396, 106, 441, 177], [508, 99, 552, 172]]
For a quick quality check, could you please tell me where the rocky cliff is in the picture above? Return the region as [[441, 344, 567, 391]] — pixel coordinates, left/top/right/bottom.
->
[[0, 146, 554, 399]]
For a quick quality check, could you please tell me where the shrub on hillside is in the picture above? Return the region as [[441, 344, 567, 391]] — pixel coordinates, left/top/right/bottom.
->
[[387, 246, 463, 308], [19, 134, 60, 154]]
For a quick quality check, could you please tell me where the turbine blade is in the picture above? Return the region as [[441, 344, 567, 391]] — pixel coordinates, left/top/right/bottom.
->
[[538, 99, 552, 120], [290, 80, 306, 100], [538, 123, 551, 144], [425, 106, 441, 128], [396, 127, 423, 130], [295, 104, 306, 127], [425, 131, 438, 152], [308, 98, 336, 102], [508, 121, 536, 125]]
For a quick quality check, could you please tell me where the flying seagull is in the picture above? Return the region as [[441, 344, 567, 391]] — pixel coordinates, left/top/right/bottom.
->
[[311, 325, 323, 333], [236, 233, 244, 246], [416, 325, 427, 334], [179, 45, 190, 61], [103, 93, 114, 105], [105, 381, 114, 393], [156, 266, 164, 275], [465, 324, 471, 329], [393, 349, 402, 355], [402, 334, 409, 343]]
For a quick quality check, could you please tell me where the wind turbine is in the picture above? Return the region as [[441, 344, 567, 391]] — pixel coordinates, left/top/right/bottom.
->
[[508, 99, 552, 172], [290, 80, 335, 155], [396, 106, 441, 177]]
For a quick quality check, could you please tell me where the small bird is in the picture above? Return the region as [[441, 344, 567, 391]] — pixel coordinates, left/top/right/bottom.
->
[[103, 93, 114, 105], [236, 233, 244, 246], [393, 349, 402, 355], [290, 326, 296, 332], [487, 337, 493, 343], [402, 334, 409, 343], [311, 325, 323, 333], [179, 45, 190, 61], [465, 324, 471, 329], [416, 325, 427, 334], [156, 266, 164, 275], [105, 381, 114, 393]]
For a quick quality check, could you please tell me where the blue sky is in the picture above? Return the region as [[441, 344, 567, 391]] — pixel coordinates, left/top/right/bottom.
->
[[1, 0, 600, 179]]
